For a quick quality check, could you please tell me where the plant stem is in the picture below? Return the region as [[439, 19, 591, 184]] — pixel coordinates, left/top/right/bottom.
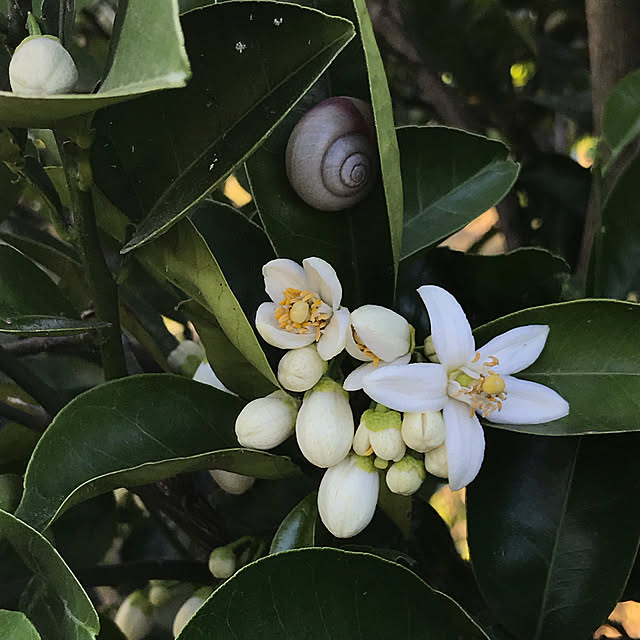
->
[[0, 400, 49, 432], [0, 344, 60, 415], [54, 126, 127, 380], [75, 560, 214, 587]]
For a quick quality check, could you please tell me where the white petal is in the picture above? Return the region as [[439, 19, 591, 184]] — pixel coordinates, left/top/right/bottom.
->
[[343, 354, 411, 391], [255, 302, 316, 350], [363, 363, 448, 413], [488, 376, 569, 425], [317, 307, 350, 360], [192, 362, 234, 395], [475, 325, 549, 375], [443, 399, 485, 491], [417, 285, 475, 371], [345, 323, 371, 362], [263, 259, 308, 303], [350, 305, 411, 362], [303, 257, 342, 308]]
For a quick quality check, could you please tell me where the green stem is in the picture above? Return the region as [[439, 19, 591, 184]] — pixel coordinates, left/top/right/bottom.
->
[[54, 126, 127, 380], [26, 11, 40, 36]]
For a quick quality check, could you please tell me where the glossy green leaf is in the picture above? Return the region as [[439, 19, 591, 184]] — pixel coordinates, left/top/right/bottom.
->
[[474, 300, 640, 435], [0, 473, 22, 512], [0, 0, 190, 127], [96, 1, 355, 253], [15, 374, 299, 530], [177, 548, 489, 639], [0, 244, 107, 335], [0, 610, 41, 639], [269, 492, 317, 553], [467, 429, 640, 640], [399, 126, 520, 259], [0, 508, 99, 640]]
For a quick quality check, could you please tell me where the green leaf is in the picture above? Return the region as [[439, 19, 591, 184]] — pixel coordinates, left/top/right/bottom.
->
[[399, 126, 520, 260], [0, 473, 22, 512], [33, 0, 75, 43], [0, 244, 107, 335], [0, 0, 190, 128], [96, 1, 355, 253], [467, 429, 640, 640], [0, 610, 41, 639], [176, 548, 489, 639], [269, 492, 317, 553], [0, 508, 99, 640], [602, 69, 640, 169], [15, 374, 299, 530], [473, 300, 640, 435]]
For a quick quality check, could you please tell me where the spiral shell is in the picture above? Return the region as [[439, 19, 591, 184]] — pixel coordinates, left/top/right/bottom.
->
[[285, 97, 378, 211]]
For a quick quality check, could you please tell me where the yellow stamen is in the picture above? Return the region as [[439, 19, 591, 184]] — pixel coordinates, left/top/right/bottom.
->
[[274, 288, 329, 340], [471, 351, 480, 363], [352, 328, 380, 366]]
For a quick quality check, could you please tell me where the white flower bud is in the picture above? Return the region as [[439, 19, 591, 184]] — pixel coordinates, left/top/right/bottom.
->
[[209, 469, 255, 495], [401, 411, 446, 452], [386, 455, 426, 496], [192, 362, 233, 394], [347, 305, 411, 363], [296, 378, 354, 467], [148, 581, 172, 608], [318, 454, 379, 538], [9, 36, 78, 95], [208, 546, 236, 579], [355, 406, 405, 461], [235, 390, 299, 450], [425, 443, 449, 479], [172, 587, 213, 638], [168, 340, 205, 377], [114, 591, 154, 640], [277, 344, 327, 392]]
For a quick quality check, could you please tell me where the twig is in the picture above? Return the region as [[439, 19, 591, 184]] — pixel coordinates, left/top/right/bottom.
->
[[3, 333, 98, 359], [75, 560, 214, 587], [0, 400, 49, 432]]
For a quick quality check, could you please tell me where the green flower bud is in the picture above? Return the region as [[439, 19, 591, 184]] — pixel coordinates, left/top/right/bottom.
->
[[114, 591, 153, 640], [386, 455, 426, 496], [208, 545, 237, 579]]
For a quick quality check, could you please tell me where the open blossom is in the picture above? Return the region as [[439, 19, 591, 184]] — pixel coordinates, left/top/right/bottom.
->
[[255, 257, 350, 360], [363, 285, 569, 491]]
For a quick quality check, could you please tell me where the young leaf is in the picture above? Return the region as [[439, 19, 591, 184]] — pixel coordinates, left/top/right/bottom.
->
[[398, 126, 520, 260], [15, 374, 300, 531], [467, 429, 640, 640], [269, 491, 317, 553], [176, 548, 489, 639], [0, 610, 41, 639]]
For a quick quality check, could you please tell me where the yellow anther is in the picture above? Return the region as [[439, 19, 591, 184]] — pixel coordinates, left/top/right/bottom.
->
[[482, 374, 506, 395], [471, 352, 480, 363], [290, 300, 310, 324], [352, 329, 380, 365]]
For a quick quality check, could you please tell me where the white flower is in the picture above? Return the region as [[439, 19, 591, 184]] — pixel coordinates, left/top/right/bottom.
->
[[363, 285, 569, 491], [277, 343, 327, 392], [317, 453, 379, 538], [235, 390, 299, 450], [353, 405, 405, 461], [386, 455, 426, 496], [9, 36, 78, 95], [114, 591, 154, 640], [255, 257, 350, 360], [295, 378, 354, 467], [343, 305, 412, 391], [192, 361, 234, 395], [209, 469, 255, 495], [401, 411, 446, 452], [208, 546, 236, 579], [172, 587, 213, 638]]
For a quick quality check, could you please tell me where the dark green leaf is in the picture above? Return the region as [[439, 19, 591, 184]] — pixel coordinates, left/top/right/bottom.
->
[[399, 126, 520, 260], [16, 374, 299, 530], [0, 0, 190, 128], [0, 422, 39, 474], [0, 610, 41, 639], [96, 616, 126, 640], [33, 0, 75, 43], [0, 473, 22, 512], [0, 508, 99, 640], [467, 429, 640, 640], [177, 548, 489, 639], [269, 492, 317, 553], [0, 162, 22, 218], [98, 1, 355, 253], [474, 300, 640, 435]]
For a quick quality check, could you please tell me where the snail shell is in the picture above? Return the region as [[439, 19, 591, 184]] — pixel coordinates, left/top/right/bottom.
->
[[285, 97, 378, 211]]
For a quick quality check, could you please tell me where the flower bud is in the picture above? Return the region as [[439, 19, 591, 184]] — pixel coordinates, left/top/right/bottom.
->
[[172, 587, 214, 638], [386, 455, 426, 496], [235, 390, 299, 450], [208, 546, 237, 579], [9, 36, 78, 95], [114, 591, 154, 640], [192, 361, 233, 394], [401, 411, 445, 452], [168, 340, 205, 377], [354, 406, 405, 461], [296, 378, 354, 467], [209, 469, 255, 495], [148, 581, 172, 608], [424, 443, 449, 479], [277, 344, 327, 392], [347, 305, 411, 363], [318, 454, 379, 538]]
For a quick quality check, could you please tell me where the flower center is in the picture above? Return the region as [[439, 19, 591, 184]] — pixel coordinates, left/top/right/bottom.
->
[[352, 328, 380, 366], [448, 353, 507, 418], [274, 288, 330, 339]]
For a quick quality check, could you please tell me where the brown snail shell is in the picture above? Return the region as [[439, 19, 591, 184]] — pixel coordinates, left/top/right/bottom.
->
[[285, 97, 378, 211]]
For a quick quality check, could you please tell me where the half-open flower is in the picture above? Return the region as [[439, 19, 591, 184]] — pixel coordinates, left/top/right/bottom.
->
[[353, 404, 405, 462], [255, 257, 350, 360], [363, 285, 569, 491]]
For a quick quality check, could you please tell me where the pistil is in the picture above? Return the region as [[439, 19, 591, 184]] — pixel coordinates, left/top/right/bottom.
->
[[275, 288, 330, 339]]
